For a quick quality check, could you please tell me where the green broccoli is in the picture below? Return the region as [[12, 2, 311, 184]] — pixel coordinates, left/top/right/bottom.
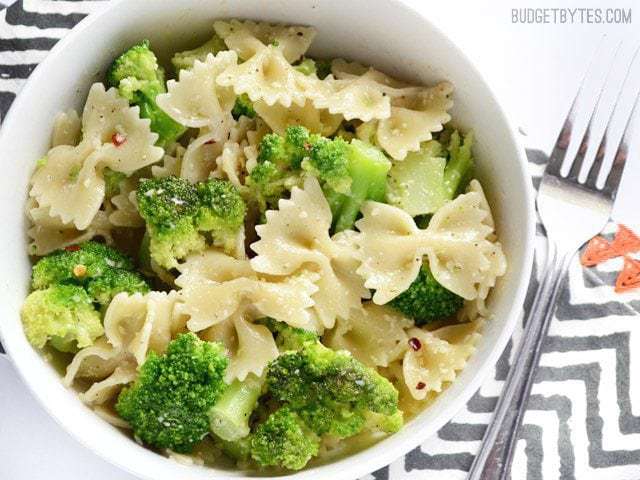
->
[[248, 126, 390, 230], [260, 318, 318, 352], [31, 241, 149, 306], [245, 161, 297, 214], [136, 176, 246, 269], [301, 136, 352, 194], [86, 269, 150, 306], [294, 57, 332, 79], [103, 168, 126, 198], [386, 130, 474, 216], [116, 333, 229, 453], [246, 127, 314, 214], [107, 40, 186, 147], [21, 284, 103, 351], [266, 341, 400, 439], [389, 265, 464, 325], [326, 139, 391, 232], [215, 435, 253, 463], [171, 34, 227, 71], [251, 407, 320, 470], [209, 374, 265, 442], [231, 93, 256, 120]]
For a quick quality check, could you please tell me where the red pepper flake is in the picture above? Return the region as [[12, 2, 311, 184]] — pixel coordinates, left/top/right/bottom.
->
[[408, 337, 422, 351], [580, 236, 615, 267], [610, 224, 640, 257], [415, 382, 426, 390], [111, 132, 127, 147], [64, 245, 81, 252], [204, 139, 215, 145], [615, 256, 640, 293]]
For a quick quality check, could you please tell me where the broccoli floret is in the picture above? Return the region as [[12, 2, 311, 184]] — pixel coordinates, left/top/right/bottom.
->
[[260, 318, 318, 352], [21, 284, 103, 351], [365, 410, 404, 434], [301, 136, 351, 194], [32, 241, 133, 288], [328, 139, 391, 232], [389, 266, 464, 325], [171, 34, 227, 71], [231, 93, 256, 120], [107, 40, 186, 147], [251, 407, 320, 470], [246, 162, 292, 213], [196, 179, 247, 251], [266, 341, 400, 439], [86, 269, 150, 306], [31, 241, 148, 306], [116, 333, 228, 453], [137, 176, 246, 268], [258, 126, 311, 170], [294, 57, 331, 79], [209, 374, 265, 442], [250, 127, 390, 231], [387, 131, 474, 216]]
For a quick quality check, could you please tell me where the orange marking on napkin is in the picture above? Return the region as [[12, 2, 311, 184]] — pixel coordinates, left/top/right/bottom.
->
[[610, 224, 640, 257], [580, 236, 615, 267], [615, 256, 640, 293]]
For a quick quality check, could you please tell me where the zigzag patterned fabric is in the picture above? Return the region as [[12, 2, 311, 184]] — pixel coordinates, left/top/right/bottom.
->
[[1, 2, 639, 478]]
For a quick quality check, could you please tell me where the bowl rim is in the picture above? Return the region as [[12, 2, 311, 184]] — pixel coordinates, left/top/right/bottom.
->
[[0, 0, 536, 478]]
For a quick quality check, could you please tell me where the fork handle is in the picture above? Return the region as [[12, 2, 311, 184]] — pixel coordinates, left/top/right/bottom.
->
[[467, 243, 574, 480]]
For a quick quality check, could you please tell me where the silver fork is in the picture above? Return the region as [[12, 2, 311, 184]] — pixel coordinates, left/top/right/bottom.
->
[[467, 45, 640, 480]]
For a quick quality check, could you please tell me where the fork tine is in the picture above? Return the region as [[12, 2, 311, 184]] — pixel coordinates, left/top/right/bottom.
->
[[546, 37, 605, 176], [585, 45, 640, 189], [602, 82, 640, 196], [567, 42, 622, 180]]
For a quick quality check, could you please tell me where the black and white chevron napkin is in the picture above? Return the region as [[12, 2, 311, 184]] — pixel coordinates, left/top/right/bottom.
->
[[1, 2, 639, 479]]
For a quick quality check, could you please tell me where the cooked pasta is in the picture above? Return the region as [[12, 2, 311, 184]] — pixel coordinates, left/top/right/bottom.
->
[[21, 20, 508, 473]]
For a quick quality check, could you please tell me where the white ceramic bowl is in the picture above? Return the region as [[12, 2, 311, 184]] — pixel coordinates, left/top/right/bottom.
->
[[0, 0, 535, 478]]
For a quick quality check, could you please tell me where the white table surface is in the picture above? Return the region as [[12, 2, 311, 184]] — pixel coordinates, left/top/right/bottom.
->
[[2, 0, 639, 478]]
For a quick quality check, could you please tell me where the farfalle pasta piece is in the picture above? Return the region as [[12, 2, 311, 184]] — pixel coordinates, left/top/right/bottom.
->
[[151, 145, 185, 178], [103, 291, 186, 366], [217, 45, 317, 108], [354, 182, 506, 304], [80, 363, 138, 405], [309, 64, 423, 122], [176, 249, 255, 286], [108, 177, 143, 227], [180, 130, 225, 183], [30, 83, 163, 230], [157, 52, 237, 137], [251, 177, 368, 329], [63, 337, 129, 387], [177, 272, 318, 333], [324, 304, 411, 367], [253, 100, 342, 136], [214, 19, 316, 63], [210, 141, 246, 187], [402, 321, 481, 400], [51, 109, 81, 147], [224, 315, 279, 382], [376, 82, 453, 160], [27, 200, 112, 255]]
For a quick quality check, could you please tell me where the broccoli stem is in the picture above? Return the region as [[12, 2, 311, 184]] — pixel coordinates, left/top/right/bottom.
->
[[209, 374, 265, 442], [443, 130, 474, 198], [332, 140, 391, 232]]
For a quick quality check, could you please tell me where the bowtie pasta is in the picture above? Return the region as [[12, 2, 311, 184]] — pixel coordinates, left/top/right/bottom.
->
[[20, 19, 506, 473]]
